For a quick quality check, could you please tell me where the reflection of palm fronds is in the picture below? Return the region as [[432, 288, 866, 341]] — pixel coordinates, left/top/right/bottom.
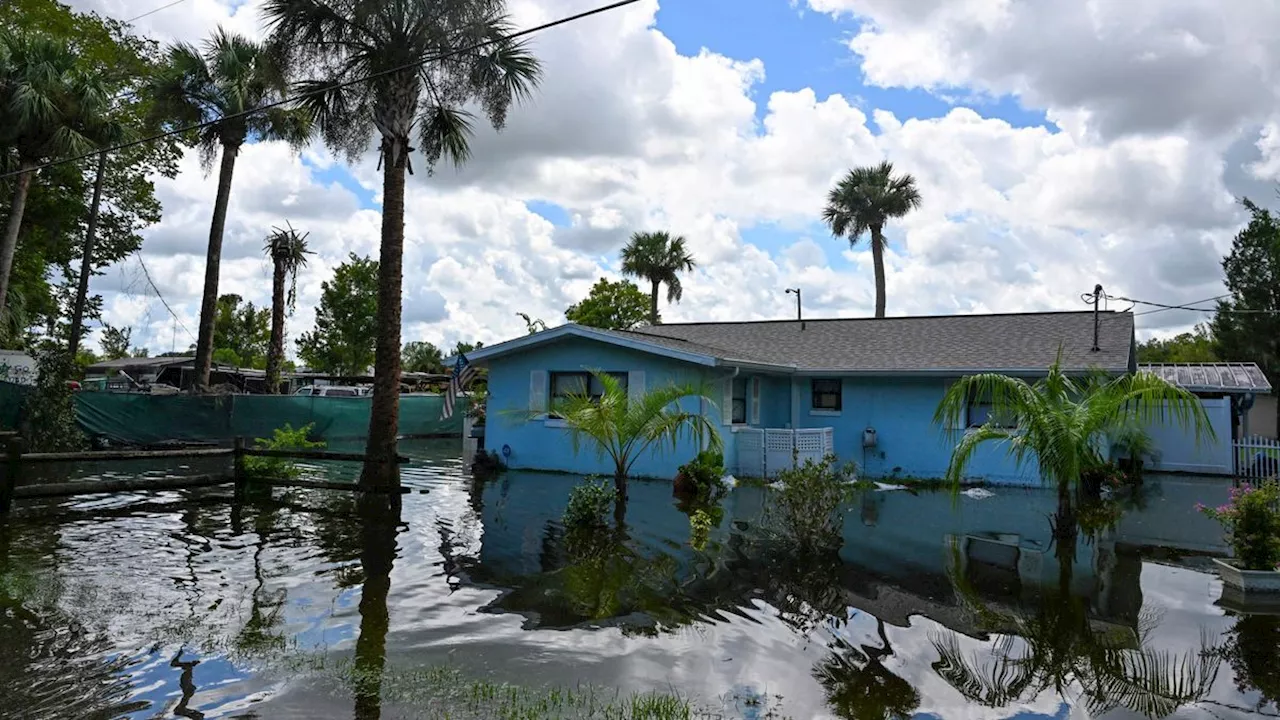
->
[[1079, 637, 1221, 718], [930, 631, 1039, 707]]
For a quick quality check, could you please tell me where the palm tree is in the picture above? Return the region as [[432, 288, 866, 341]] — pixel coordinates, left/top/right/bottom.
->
[[263, 222, 311, 394], [548, 370, 721, 516], [265, 0, 542, 492], [619, 231, 696, 325], [822, 161, 922, 318], [148, 29, 313, 392], [0, 28, 112, 320], [933, 358, 1212, 533]]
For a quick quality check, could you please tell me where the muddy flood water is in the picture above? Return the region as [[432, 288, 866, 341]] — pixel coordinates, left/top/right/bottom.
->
[[1, 439, 1276, 719]]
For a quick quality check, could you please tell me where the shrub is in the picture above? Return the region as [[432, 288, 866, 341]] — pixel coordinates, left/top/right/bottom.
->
[[242, 423, 325, 480], [674, 449, 726, 505], [563, 477, 614, 529], [688, 508, 713, 551], [765, 454, 855, 553], [1198, 481, 1280, 571], [21, 349, 85, 452]]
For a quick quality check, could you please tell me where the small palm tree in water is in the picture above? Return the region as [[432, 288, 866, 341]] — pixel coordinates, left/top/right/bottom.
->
[[550, 371, 720, 510]]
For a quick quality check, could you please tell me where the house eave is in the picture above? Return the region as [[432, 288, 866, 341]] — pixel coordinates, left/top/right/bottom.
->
[[466, 324, 720, 368], [711, 363, 1129, 377]]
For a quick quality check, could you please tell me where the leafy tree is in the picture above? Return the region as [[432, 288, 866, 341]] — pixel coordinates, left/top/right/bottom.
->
[[565, 278, 652, 330], [210, 294, 270, 368], [545, 370, 721, 518], [297, 254, 379, 376], [264, 223, 311, 392], [619, 232, 695, 325], [822, 161, 922, 318], [266, 0, 543, 491], [402, 341, 445, 374], [1213, 197, 1280, 410], [99, 323, 131, 360], [148, 29, 312, 391], [453, 341, 484, 357], [1136, 323, 1218, 363], [0, 27, 113, 319], [934, 358, 1212, 537]]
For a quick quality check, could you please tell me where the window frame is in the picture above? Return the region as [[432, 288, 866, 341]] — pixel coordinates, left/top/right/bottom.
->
[[549, 371, 629, 405], [731, 377, 747, 424], [811, 378, 843, 412], [965, 389, 1018, 429]]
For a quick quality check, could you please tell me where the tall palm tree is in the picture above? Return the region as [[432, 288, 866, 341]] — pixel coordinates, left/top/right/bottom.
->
[[263, 222, 311, 394], [148, 29, 313, 392], [265, 0, 542, 492], [619, 231, 695, 325], [822, 161, 922, 318], [0, 28, 112, 320]]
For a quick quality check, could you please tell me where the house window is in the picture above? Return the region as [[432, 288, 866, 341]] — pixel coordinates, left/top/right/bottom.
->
[[811, 378, 842, 412], [732, 377, 747, 424], [966, 391, 1017, 428], [550, 371, 628, 404]]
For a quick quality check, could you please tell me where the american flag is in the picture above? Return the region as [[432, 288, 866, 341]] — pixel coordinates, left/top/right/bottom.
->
[[441, 352, 478, 420]]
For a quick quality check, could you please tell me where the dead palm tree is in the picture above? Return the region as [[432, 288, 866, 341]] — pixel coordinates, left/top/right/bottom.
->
[[263, 222, 311, 394], [148, 29, 313, 391], [265, 0, 542, 491], [619, 231, 695, 325], [822, 161, 921, 318], [0, 28, 112, 320]]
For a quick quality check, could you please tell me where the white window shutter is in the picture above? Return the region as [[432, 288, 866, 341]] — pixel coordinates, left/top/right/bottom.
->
[[628, 370, 645, 406], [722, 376, 734, 425], [750, 377, 761, 425], [530, 370, 547, 415]]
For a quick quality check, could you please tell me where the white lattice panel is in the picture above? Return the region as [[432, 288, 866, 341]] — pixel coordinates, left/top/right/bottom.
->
[[736, 428, 765, 478]]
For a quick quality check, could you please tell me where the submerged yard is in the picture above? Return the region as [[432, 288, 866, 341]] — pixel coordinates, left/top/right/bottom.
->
[[0, 439, 1274, 719]]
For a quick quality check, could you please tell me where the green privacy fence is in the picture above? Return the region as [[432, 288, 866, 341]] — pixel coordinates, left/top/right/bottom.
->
[[0, 382, 464, 444]]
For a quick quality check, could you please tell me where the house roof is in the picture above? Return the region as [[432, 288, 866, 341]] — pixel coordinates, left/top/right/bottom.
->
[[86, 356, 193, 372], [1139, 363, 1272, 394], [470, 311, 1135, 375], [634, 311, 1135, 374]]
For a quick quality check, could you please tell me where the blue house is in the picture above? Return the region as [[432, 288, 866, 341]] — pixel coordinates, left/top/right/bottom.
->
[[468, 310, 1138, 485]]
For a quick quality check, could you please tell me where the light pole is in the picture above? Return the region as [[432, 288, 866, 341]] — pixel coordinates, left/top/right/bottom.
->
[[785, 288, 801, 322]]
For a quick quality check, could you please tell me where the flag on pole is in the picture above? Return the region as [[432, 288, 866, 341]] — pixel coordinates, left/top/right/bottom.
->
[[442, 352, 477, 420]]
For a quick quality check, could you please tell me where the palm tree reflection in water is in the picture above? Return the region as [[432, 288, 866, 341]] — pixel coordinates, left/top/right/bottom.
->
[[353, 497, 401, 720]]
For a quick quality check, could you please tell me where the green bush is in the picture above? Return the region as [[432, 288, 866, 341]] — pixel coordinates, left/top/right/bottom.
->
[[21, 349, 85, 452], [242, 423, 325, 480], [766, 454, 855, 553], [675, 450, 726, 504], [1199, 481, 1280, 571], [563, 477, 614, 529]]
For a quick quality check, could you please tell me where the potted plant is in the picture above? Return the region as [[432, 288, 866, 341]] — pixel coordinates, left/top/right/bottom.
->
[[1198, 481, 1280, 594]]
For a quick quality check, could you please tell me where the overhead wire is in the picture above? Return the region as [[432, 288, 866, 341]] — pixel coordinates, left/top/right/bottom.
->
[[134, 251, 196, 343], [1083, 290, 1280, 316], [0, 0, 643, 181], [123, 0, 191, 24]]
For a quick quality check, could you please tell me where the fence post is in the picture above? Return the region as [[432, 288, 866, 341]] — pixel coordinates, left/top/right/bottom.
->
[[233, 436, 246, 502], [1, 437, 21, 516]]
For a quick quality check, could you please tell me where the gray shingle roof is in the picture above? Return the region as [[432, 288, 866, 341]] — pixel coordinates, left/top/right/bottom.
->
[[631, 311, 1134, 373]]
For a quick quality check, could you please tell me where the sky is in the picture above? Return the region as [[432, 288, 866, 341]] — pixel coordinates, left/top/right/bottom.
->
[[64, 0, 1280, 358]]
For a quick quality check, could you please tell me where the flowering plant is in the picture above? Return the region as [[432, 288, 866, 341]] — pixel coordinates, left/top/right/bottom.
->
[[1198, 481, 1280, 571]]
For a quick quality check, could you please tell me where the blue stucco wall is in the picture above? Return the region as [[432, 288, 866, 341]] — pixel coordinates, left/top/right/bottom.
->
[[485, 338, 734, 478], [791, 376, 1042, 485]]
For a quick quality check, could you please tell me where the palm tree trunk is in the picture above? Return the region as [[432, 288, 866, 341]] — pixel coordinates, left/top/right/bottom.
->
[[193, 143, 240, 391], [265, 254, 287, 394], [870, 226, 887, 318], [649, 279, 660, 325], [360, 142, 406, 492], [0, 160, 37, 320], [69, 152, 108, 357]]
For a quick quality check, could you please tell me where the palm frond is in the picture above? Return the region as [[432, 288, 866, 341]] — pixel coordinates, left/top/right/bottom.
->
[[930, 631, 1037, 708], [419, 103, 475, 169]]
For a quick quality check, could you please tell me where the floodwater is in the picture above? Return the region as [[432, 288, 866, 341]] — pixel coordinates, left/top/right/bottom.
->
[[1, 440, 1276, 719]]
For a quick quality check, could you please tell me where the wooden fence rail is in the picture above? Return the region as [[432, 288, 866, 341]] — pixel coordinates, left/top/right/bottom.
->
[[0, 435, 417, 512]]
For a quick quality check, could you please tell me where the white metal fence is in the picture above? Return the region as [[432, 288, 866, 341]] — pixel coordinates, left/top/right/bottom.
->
[[1234, 434, 1280, 481], [735, 427, 834, 478]]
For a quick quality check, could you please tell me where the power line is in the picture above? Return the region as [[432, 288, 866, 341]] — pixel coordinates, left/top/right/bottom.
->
[[0, 0, 641, 181], [1083, 290, 1280, 316], [1134, 293, 1230, 316], [124, 0, 190, 24], [134, 251, 196, 342]]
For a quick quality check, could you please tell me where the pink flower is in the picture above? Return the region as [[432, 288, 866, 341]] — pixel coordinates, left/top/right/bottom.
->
[[1195, 502, 1206, 511]]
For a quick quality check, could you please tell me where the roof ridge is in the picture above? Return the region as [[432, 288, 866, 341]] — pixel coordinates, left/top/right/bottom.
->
[[645, 309, 1130, 328]]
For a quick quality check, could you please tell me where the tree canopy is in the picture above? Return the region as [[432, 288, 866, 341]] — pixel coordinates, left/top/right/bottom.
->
[[403, 341, 445, 374], [1213, 197, 1280, 387], [297, 253, 379, 376], [1136, 324, 1218, 363], [565, 278, 652, 330], [209, 294, 270, 368], [620, 231, 695, 325]]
